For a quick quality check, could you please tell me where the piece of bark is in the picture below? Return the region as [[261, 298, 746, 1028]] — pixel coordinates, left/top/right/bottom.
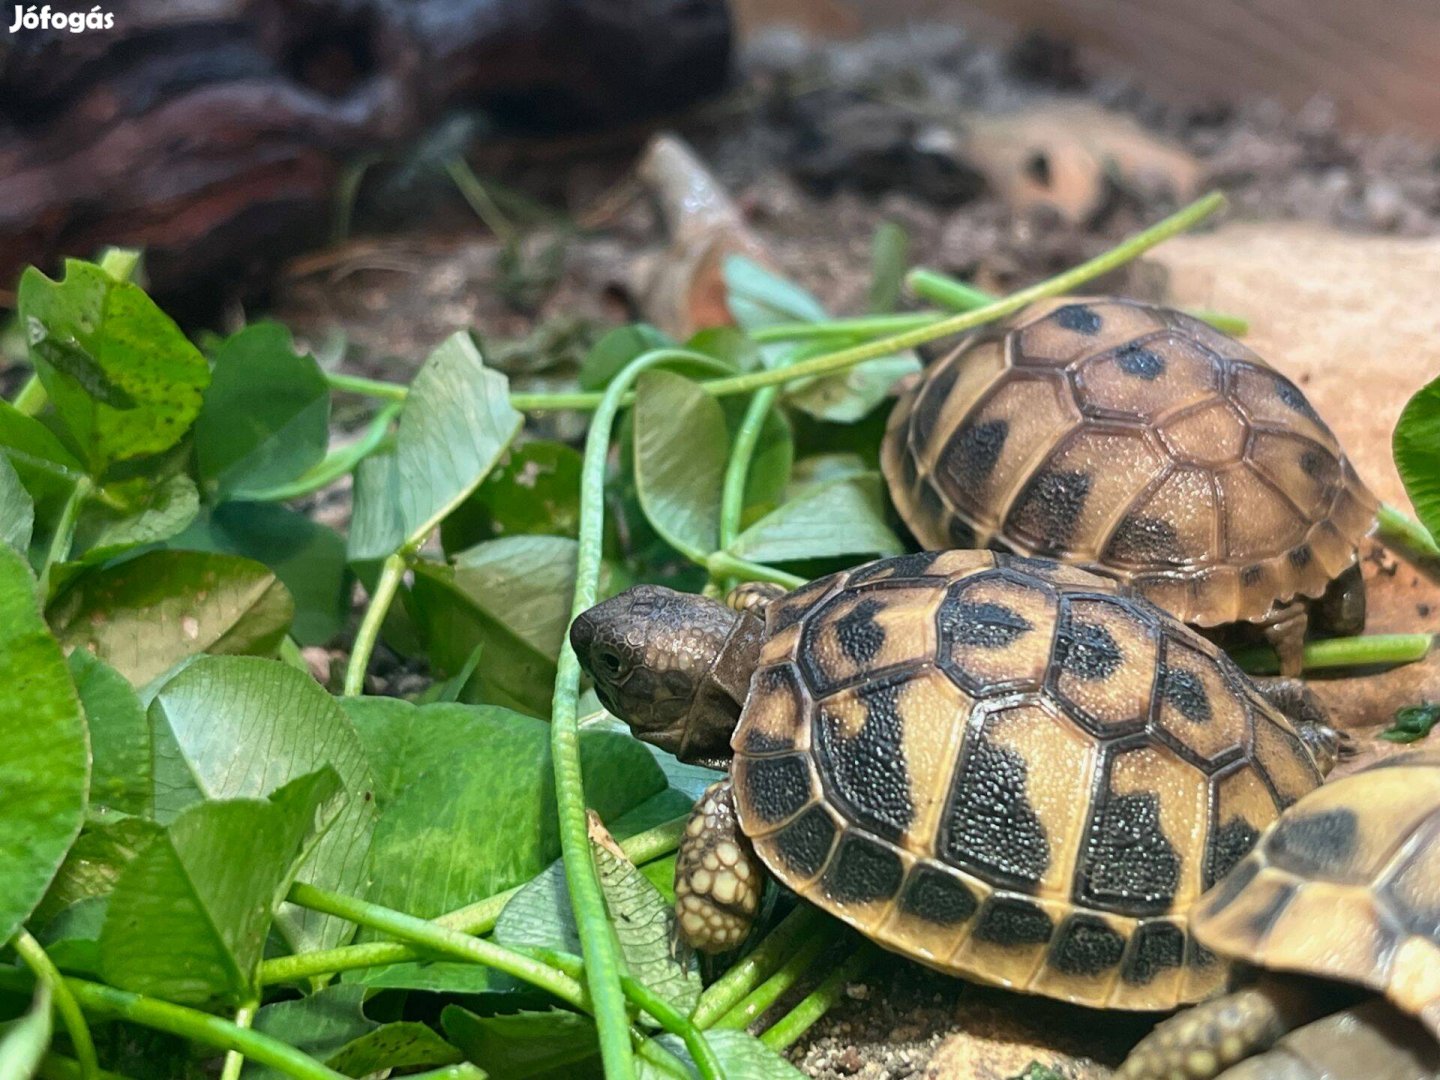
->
[[964, 101, 1200, 224]]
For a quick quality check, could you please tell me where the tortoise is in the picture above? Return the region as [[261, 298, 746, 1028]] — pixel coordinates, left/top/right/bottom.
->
[[1118, 750, 1440, 1078], [569, 549, 1340, 1010], [880, 297, 1378, 676]]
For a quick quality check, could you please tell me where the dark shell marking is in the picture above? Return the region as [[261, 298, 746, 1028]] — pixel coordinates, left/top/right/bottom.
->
[[732, 550, 1325, 1010], [882, 297, 1378, 630]]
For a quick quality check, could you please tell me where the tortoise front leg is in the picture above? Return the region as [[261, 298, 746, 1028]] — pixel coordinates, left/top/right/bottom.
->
[[1116, 975, 1326, 1080], [675, 779, 766, 953], [1260, 603, 1308, 678], [724, 582, 787, 617]]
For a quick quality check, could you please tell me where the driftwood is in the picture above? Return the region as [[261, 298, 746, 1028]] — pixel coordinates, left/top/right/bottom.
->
[[0, 0, 731, 301]]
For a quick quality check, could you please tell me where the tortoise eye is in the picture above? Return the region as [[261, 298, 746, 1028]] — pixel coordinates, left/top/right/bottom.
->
[[595, 648, 624, 676]]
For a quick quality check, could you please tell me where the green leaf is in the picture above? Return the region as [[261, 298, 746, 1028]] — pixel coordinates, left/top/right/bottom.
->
[[35, 895, 108, 976], [99, 769, 341, 1004], [634, 370, 728, 559], [579, 325, 675, 391], [441, 441, 585, 551], [685, 326, 761, 373], [346, 449, 404, 565], [1010, 1065, 1066, 1080], [352, 723, 663, 992], [18, 259, 210, 471], [723, 256, 828, 326], [147, 656, 379, 953], [0, 454, 34, 554], [783, 351, 919, 423], [0, 985, 52, 1080], [248, 986, 464, 1080], [645, 1029, 807, 1079], [0, 544, 89, 946], [723, 255, 919, 422], [48, 550, 295, 686], [0, 401, 87, 529], [442, 1008, 601, 1080], [495, 828, 700, 1017], [194, 322, 330, 500], [69, 649, 152, 817], [410, 537, 623, 716], [33, 816, 160, 930], [1395, 374, 1440, 544], [72, 473, 199, 565], [869, 221, 910, 314], [349, 333, 522, 559], [729, 473, 903, 564], [342, 697, 533, 808], [171, 502, 348, 645], [1382, 702, 1440, 743], [741, 410, 794, 520]]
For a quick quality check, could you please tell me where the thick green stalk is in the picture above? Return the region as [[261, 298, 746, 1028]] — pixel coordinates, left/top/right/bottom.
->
[[259, 816, 686, 986], [14, 930, 98, 1080], [705, 552, 806, 589], [1184, 309, 1249, 336], [692, 906, 823, 1028], [750, 312, 940, 343], [343, 551, 407, 696], [445, 158, 516, 242], [905, 269, 995, 311], [1376, 502, 1440, 580], [325, 371, 408, 401], [60, 979, 344, 1080], [523, 947, 724, 1080], [555, 347, 728, 1080], [712, 931, 834, 1030], [759, 944, 876, 1051], [218, 1001, 257, 1080], [285, 882, 587, 1006], [719, 386, 779, 554], [1231, 633, 1433, 675]]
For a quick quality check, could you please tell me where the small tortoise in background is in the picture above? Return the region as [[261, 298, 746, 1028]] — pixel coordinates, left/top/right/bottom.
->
[[1119, 750, 1440, 1079], [881, 297, 1378, 675], [570, 550, 1338, 1010]]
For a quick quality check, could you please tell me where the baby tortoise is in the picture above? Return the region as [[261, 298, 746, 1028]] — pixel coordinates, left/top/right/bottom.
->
[[881, 297, 1378, 676], [570, 550, 1338, 1009], [1119, 750, 1440, 1079]]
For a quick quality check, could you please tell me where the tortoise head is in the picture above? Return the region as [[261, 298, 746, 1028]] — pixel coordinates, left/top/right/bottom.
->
[[1254, 677, 1344, 776], [569, 584, 765, 765]]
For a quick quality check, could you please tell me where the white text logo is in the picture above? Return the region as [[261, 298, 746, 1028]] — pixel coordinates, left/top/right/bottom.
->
[[9, 5, 115, 33]]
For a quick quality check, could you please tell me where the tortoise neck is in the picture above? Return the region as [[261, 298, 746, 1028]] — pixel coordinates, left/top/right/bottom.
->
[[679, 610, 765, 764]]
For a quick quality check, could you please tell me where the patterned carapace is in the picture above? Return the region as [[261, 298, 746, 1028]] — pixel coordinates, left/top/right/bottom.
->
[[730, 549, 1326, 1010], [881, 298, 1376, 629]]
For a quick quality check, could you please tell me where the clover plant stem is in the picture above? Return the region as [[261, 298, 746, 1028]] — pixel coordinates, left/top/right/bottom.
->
[[905, 269, 996, 312], [1184, 309, 1250, 336], [247, 401, 401, 502], [520, 947, 725, 1080], [257, 816, 687, 986], [719, 386, 780, 557], [218, 1001, 257, 1080], [692, 905, 824, 1028], [445, 158, 517, 242], [324, 371, 409, 401], [13, 930, 98, 1080], [556, 347, 736, 1080], [705, 551, 806, 590], [1377, 502, 1440, 578], [711, 930, 834, 1031], [759, 943, 876, 1051], [749, 312, 941, 343], [38, 475, 91, 598], [1231, 633, 1433, 675], [343, 550, 407, 696], [12, 374, 47, 415], [54, 978, 345, 1080], [285, 882, 589, 1006]]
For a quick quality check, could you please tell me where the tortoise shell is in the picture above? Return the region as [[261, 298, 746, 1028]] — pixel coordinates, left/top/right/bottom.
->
[[729, 549, 1327, 1010], [1193, 750, 1440, 1038], [880, 297, 1377, 628]]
